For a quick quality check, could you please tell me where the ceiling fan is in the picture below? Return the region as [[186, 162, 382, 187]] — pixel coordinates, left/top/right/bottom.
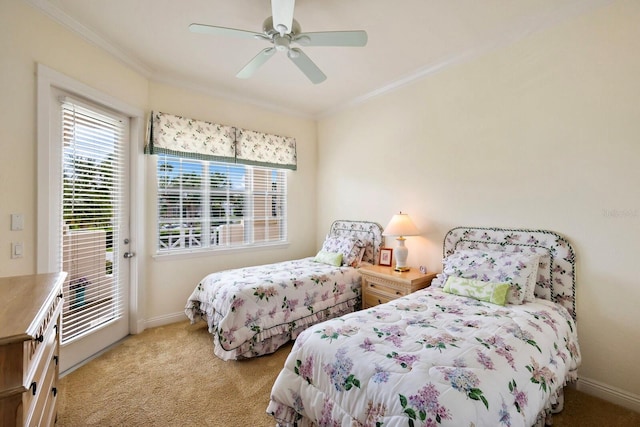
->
[[189, 0, 368, 84]]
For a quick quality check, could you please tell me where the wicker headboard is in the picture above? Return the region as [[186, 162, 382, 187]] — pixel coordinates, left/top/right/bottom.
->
[[329, 220, 384, 265], [443, 227, 577, 319]]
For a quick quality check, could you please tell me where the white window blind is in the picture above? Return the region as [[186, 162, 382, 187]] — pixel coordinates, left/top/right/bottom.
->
[[60, 98, 126, 343], [157, 154, 287, 253]]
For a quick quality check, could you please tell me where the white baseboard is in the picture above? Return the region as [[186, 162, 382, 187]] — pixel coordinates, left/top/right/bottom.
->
[[143, 311, 188, 330], [577, 376, 640, 414]]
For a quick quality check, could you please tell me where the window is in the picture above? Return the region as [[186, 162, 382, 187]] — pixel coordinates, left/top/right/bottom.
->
[[156, 154, 287, 253]]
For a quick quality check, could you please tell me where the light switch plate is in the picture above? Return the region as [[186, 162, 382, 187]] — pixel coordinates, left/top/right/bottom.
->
[[11, 242, 24, 259]]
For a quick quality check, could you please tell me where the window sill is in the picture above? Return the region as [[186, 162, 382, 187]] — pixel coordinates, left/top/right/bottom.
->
[[151, 241, 291, 261]]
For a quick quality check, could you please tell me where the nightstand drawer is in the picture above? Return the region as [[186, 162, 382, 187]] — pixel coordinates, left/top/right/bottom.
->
[[363, 291, 397, 308], [363, 280, 407, 299]]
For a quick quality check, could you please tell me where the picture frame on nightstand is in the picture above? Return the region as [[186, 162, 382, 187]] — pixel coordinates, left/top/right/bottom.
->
[[379, 247, 393, 267]]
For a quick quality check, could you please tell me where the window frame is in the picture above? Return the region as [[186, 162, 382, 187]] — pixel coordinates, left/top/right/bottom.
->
[[153, 154, 288, 257]]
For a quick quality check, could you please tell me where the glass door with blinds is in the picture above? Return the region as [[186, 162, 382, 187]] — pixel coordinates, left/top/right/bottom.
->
[[58, 95, 130, 372]]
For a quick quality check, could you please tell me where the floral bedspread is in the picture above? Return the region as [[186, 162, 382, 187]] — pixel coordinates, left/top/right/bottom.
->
[[267, 288, 581, 427], [185, 257, 362, 360]]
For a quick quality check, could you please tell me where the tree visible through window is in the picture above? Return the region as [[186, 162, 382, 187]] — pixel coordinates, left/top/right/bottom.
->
[[156, 154, 287, 252]]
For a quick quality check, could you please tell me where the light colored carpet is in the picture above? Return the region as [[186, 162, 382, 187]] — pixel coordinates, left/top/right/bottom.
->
[[57, 321, 640, 426], [57, 321, 291, 426]]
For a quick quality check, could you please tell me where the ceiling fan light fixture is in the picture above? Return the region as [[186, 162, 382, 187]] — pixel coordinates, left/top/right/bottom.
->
[[274, 35, 290, 52], [287, 49, 300, 59]]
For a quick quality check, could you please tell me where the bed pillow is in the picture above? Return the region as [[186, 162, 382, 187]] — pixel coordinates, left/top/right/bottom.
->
[[313, 251, 343, 267], [523, 253, 541, 302], [320, 235, 365, 267], [443, 276, 510, 306], [352, 246, 366, 268], [439, 249, 539, 305]]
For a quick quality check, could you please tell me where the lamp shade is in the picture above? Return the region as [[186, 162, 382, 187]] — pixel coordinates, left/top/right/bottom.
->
[[382, 212, 419, 237]]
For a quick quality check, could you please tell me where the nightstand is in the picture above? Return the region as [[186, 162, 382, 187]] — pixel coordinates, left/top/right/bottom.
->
[[360, 264, 437, 309]]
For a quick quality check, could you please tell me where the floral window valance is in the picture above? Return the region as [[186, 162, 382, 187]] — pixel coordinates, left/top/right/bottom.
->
[[146, 111, 236, 163], [146, 111, 297, 170], [235, 128, 297, 170]]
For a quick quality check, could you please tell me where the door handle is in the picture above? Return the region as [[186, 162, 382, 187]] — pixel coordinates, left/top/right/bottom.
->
[[123, 252, 135, 258]]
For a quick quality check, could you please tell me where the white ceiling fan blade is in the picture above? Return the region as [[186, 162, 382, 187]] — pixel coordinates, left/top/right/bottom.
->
[[287, 48, 326, 84], [189, 23, 265, 40], [271, 0, 295, 35], [237, 48, 276, 79], [294, 31, 368, 47]]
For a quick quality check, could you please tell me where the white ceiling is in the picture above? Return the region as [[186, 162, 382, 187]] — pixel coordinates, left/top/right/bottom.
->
[[28, 0, 611, 118]]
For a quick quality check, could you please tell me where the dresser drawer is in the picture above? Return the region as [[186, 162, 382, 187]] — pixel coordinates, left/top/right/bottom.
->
[[22, 298, 61, 427], [24, 349, 58, 427], [24, 294, 62, 383], [38, 372, 59, 427], [22, 332, 58, 426]]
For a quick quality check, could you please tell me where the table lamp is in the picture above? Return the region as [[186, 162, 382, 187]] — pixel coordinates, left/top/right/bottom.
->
[[382, 211, 419, 272]]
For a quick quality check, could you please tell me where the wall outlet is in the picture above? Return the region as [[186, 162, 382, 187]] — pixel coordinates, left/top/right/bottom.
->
[[11, 213, 24, 231]]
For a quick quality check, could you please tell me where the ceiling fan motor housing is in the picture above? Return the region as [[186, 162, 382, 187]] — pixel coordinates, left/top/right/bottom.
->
[[263, 16, 301, 37]]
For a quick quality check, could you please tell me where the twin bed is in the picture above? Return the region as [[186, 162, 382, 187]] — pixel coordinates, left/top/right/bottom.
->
[[266, 226, 581, 427], [185, 224, 581, 426], [184, 220, 384, 360]]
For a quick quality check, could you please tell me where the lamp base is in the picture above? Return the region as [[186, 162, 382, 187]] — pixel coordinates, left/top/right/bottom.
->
[[393, 237, 410, 272]]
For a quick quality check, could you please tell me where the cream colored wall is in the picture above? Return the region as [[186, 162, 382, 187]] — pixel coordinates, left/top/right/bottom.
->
[[0, 2, 318, 323], [145, 82, 317, 321], [0, 0, 148, 277], [317, 0, 639, 401]]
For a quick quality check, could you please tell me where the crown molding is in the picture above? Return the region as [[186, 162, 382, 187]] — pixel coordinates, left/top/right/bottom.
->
[[24, 0, 154, 78], [25, 0, 614, 120], [150, 73, 315, 120]]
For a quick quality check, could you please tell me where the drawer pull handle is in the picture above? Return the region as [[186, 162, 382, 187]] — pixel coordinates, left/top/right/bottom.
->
[[30, 381, 37, 396], [52, 387, 58, 397], [54, 355, 59, 366], [396, 291, 402, 295], [58, 292, 63, 299], [377, 299, 382, 304], [35, 334, 44, 343]]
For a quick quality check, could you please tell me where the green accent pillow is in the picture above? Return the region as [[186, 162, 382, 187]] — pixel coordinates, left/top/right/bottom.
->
[[443, 276, 510, 306], [313, 250, 343, 267]]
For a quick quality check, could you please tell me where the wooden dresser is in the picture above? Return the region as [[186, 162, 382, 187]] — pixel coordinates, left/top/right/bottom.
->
[[0, 273, 65, 427]]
